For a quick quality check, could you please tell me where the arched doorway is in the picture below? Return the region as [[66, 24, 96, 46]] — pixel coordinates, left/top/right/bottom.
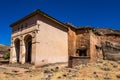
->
[[14, 38, 20, 62], [24, 35, 32, 63]]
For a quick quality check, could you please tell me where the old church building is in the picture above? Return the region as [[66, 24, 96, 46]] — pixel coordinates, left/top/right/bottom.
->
[[10, 10, 103, 67]]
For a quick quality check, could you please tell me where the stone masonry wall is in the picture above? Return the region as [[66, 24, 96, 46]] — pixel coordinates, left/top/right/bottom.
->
[[76, 29, 90, 56], [68, 26, 76, 56]]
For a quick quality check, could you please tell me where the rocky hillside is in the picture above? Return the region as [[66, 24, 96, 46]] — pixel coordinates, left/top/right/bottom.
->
[[94, 28, 120, 36], [94, 28, 120, 61], [0, 44, 10, 54]]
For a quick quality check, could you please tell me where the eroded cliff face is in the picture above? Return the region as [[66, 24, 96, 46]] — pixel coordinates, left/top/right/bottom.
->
[[94, 28, 120, 61], [66, 24, 120, 67]]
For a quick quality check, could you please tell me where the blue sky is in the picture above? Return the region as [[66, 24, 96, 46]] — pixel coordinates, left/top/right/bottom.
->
[[1, 0, 120, 45]]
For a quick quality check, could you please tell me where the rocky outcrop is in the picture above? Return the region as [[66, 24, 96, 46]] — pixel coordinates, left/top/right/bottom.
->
[[0, 44, 10, 57], [94, 28, 120, 61], [101, 41, 120, 61], [94, 28, 120, 36]]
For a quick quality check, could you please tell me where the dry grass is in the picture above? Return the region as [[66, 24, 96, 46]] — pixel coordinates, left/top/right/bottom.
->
[[0, 60, 120, 80]]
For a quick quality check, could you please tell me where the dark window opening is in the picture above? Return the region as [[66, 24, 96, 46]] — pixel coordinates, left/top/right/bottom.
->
[[25, 40, 32, 63], [21, 25, 23, 31], [77, 49, 87, 56], [18, 26, 20, 31], [79, 50, 87, 56], [14, 39, 20, 63], [25, 35, 32, 63]]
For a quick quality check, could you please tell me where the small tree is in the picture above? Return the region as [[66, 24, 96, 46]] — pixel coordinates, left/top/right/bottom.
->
[[3, 52, 10, 60]]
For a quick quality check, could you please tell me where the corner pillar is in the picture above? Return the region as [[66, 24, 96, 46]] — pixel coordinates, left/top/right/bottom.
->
[[10, 41, 17, 63]]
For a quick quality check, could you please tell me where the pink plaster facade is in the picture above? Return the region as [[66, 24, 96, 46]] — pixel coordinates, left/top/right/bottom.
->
[[10, 10, 68, 66], [35, 15, 68, 66]]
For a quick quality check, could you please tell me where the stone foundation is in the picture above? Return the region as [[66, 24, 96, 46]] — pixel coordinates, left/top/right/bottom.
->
[[69, 56, 90, 67]]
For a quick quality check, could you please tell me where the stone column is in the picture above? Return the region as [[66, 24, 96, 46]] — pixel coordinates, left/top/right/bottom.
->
[[31, 37, 36, 64], [10, 41, 17, 63], [20, 39, 26, 64]]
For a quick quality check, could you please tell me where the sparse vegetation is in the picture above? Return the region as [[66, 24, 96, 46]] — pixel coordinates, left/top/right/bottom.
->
[[0, 60, 120, 80], [3, 52, 10, 60]]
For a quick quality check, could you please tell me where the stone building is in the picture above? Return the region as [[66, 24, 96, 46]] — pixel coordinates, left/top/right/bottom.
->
[[10, 9, 103, 67], [10, 10, 68, 66], [67, 24, 103, 67]]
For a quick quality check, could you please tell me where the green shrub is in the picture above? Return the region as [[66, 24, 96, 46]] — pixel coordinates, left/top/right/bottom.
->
[[3, 52, 10, 60]]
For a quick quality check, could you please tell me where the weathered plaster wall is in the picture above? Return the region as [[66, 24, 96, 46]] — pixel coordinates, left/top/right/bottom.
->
[[35, 15, 68, 66]]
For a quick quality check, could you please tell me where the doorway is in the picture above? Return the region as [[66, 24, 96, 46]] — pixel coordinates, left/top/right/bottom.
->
[[14, 38, 20, 62], [24, 35, 32, 63]]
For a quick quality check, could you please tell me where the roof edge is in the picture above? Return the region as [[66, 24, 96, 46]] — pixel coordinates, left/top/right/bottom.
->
[[10, 9, 68, 29]]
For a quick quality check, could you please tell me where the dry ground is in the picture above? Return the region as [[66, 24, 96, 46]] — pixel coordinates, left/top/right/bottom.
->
[[0, 60, 120, 80]]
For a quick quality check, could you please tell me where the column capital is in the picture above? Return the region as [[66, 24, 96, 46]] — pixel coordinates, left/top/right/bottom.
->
[[20, 39, 25, 46]]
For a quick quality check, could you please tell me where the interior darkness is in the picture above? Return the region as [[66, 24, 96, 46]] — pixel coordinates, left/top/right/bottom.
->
[[15, 39, 20, 62], [79, 49, 87, 56], [25, 36, 32, 63]]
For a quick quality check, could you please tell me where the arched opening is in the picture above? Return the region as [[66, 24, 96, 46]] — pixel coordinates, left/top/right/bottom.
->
[[24, 35, 32, 63], [76, 46, 87, 57], [14, 38, 20, 62]]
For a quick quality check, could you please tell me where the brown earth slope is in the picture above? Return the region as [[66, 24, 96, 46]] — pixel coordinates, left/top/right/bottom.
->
[[0, 44, 10, 54]]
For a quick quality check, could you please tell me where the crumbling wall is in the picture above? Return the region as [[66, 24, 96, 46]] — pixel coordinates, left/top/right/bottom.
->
[[68, 26, 76, 67], [90, 30, 103, 62], [68, 29, 91, 67], [68, 27, 104, 67], [76, 29, 90, 56], [68, 27, 76, 56]]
